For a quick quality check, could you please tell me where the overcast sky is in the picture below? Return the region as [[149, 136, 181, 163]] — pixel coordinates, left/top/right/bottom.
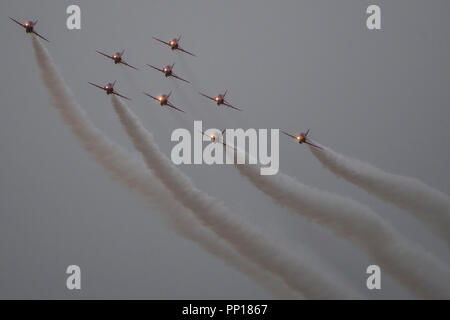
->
[[0, 0, 449, 299]]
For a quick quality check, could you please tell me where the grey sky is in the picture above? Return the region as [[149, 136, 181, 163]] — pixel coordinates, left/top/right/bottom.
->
[[0, 0, 449, 299]]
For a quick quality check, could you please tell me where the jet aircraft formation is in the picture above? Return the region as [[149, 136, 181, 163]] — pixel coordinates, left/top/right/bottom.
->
[[9, 17, 321, 149]]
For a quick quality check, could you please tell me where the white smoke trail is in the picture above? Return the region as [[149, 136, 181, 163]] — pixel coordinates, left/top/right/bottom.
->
[[110, 95, 362, 299], [228, 149, 450, 299], [31, 37, 302, 299], [310, 144, 450, 246]]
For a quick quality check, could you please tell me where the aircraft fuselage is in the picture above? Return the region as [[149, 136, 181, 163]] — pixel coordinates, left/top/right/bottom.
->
[[169, 40, 179, 50], [215, 96, 224, 105], [163, 67, 172, 77], [159, 97, 168, 105], [104, 85, 114, 94], [112, 54, 122, 64], [24, 22, 34, 33], [298, 135, 307, 144]]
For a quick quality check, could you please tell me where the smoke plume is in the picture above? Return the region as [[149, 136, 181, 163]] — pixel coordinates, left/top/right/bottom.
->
[[31, 37, 302, 299], [229, 148, 450, 299], [310, 144, 450, 246], [110, 94, 362, 299]]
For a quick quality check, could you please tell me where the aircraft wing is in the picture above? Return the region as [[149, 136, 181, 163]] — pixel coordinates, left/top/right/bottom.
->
[[96, 51, 113, 60], [305, 140, 323, 150], [222, 142, 236, 151], [201, 131, 221, 139], [223, 102, 243, 111], [147, 64, 164, 73], [281, 131, 298, 140], [198, 92, 216, 102], [113, 91, 132, 101], [9, 17, 24, 28], [167, 102, 186, 113], [143, 92, 160, 102], [200, 131, 212, 139], [121, 61, 139, 70], [172, 73, 190, 83], [88, 82, 106, 91], [33, 31, 50, 42], [177, 46, 197, 57], [152, 37, 171, 46]]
